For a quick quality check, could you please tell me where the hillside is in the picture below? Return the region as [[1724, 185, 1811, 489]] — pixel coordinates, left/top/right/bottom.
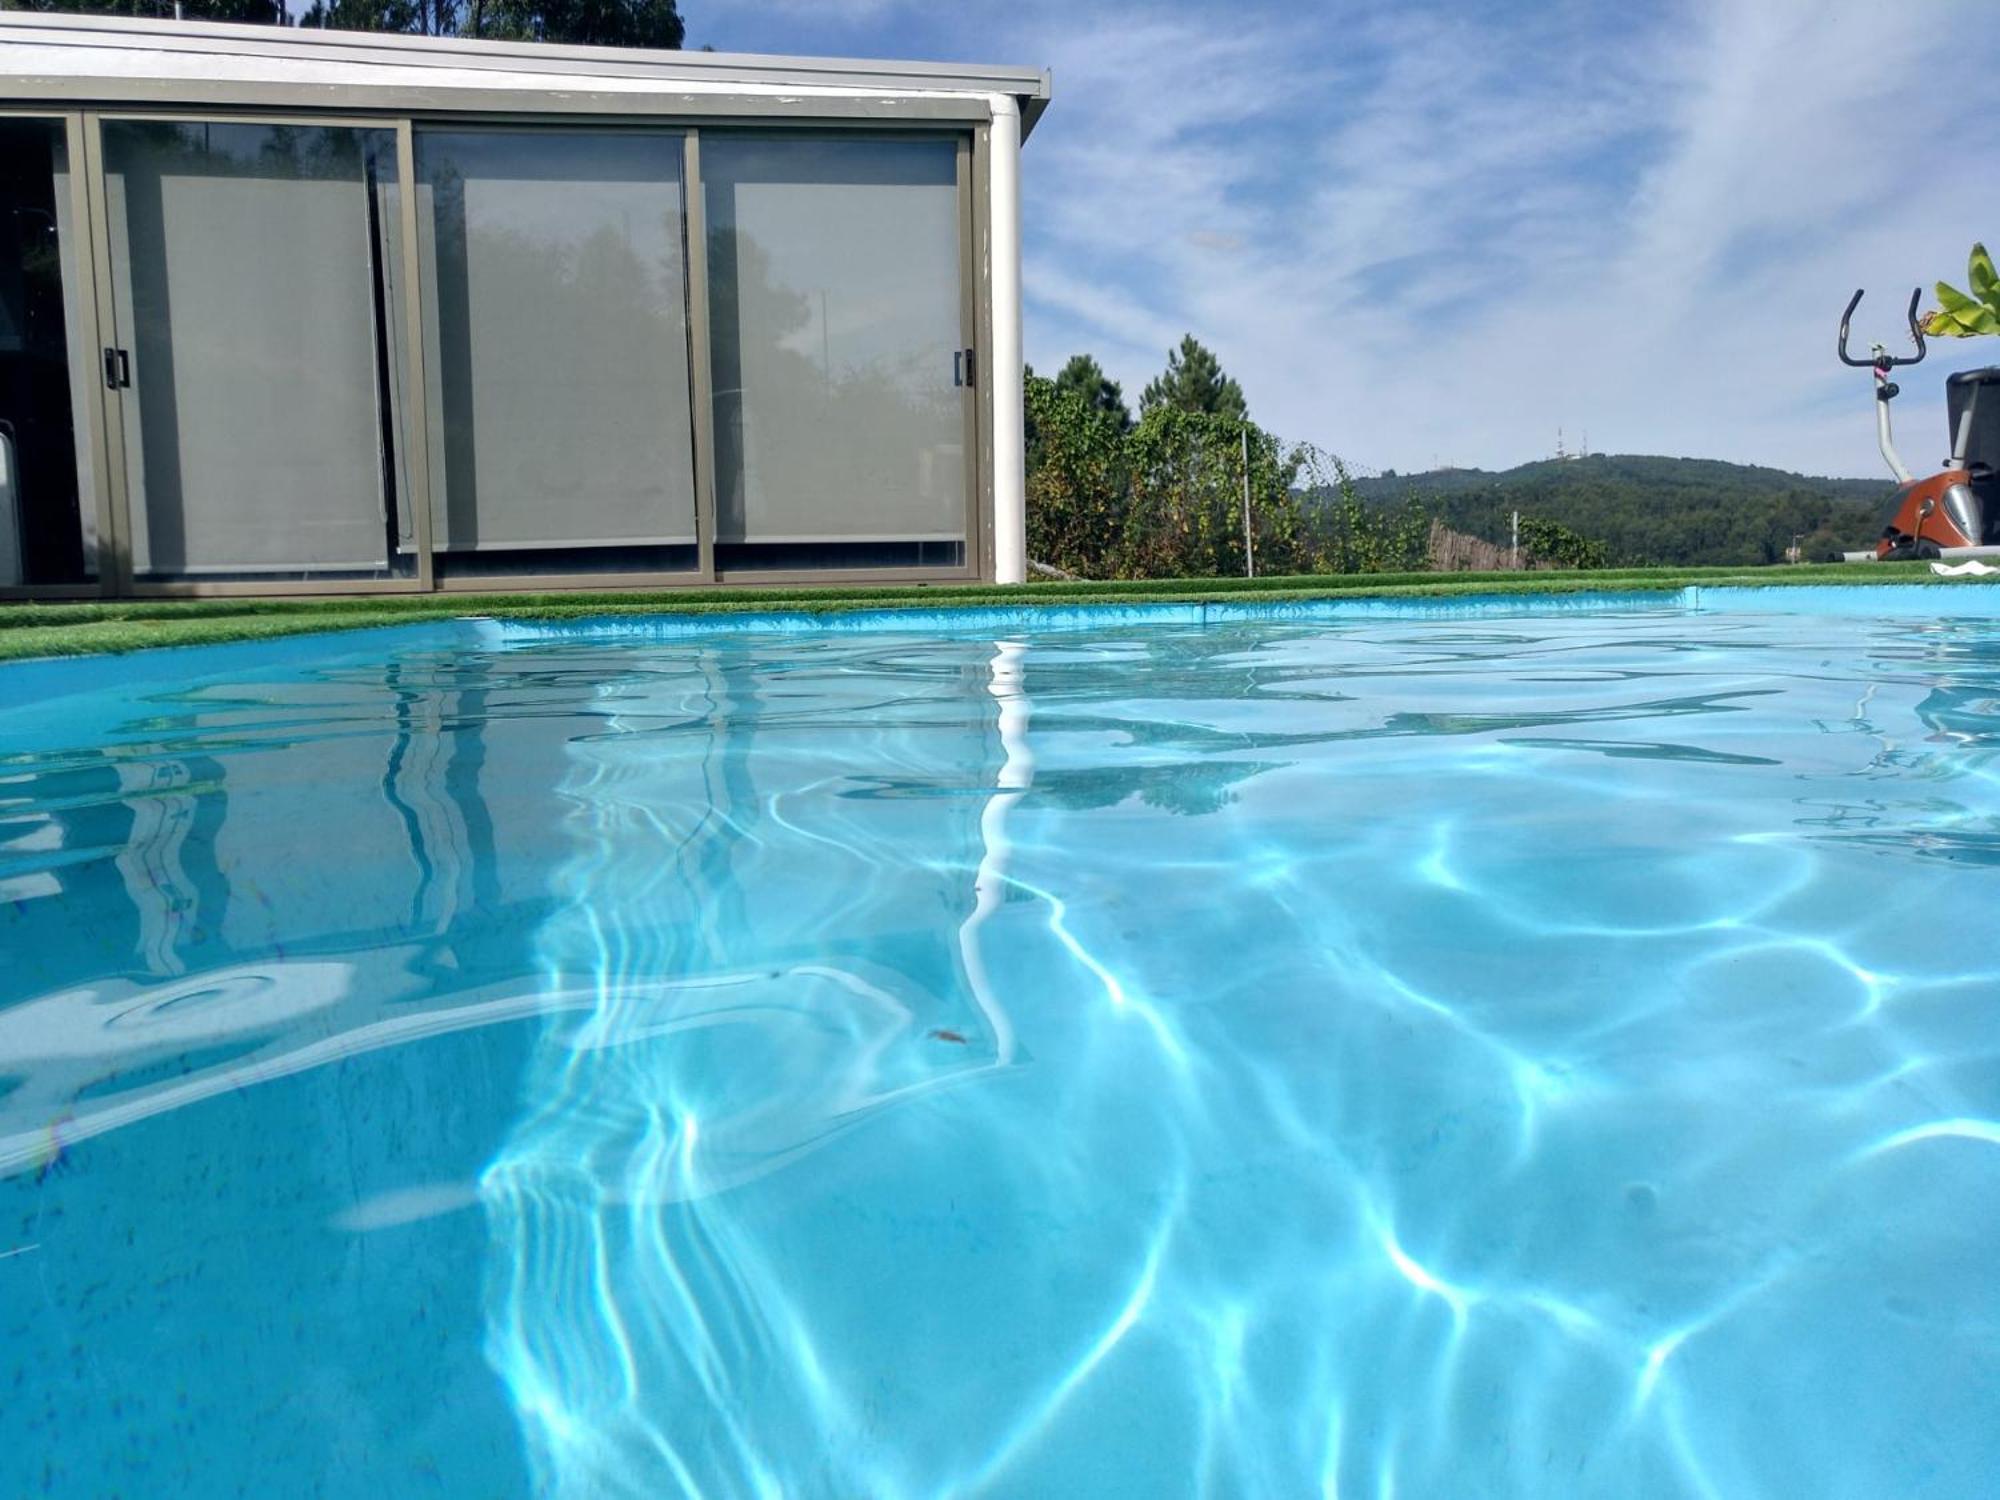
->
[[1343, 454, 1895, 567]]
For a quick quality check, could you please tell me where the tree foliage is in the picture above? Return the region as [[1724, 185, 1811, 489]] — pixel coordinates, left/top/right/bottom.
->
[[471, 0, 682, 45], [1349, 454, 1889, 566], [1027, 370, 1428, 580], [1120, 406, 1307, 578], [295, 0, 453, 32], [1294, 451, 1431, 574], [1052, 353, 1132, 434], [5, 0, 285, 20], [7, 0, 684, 44], [1025, 375, 1128, 578], [1516, 515, 1609, 569], [1139, 334, 1247, 421]]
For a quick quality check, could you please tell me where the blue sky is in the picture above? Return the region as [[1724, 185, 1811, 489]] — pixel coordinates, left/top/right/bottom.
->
[[697, 0, 1995, 479]]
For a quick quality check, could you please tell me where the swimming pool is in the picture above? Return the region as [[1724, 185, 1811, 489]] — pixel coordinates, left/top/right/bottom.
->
[[3, 590, 1997, 1498]]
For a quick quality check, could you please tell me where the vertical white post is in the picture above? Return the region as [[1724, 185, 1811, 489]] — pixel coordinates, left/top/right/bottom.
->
[[1510, 509, 1519, 570], [988, 95, 1027, 585], [1240, 424, 1255, 579]]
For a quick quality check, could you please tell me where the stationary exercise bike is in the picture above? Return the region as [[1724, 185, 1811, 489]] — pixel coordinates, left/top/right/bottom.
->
[[1838, 287, 2000, 560]]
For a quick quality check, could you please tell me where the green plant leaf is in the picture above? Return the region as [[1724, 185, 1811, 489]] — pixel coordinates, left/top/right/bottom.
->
[[1926, 280, 2000, 337], [1925, 243, 2000, 337], [1926, 305, 1992, 337], [1968, 242, 1998, 303], [1936, 281, 1980, 312]]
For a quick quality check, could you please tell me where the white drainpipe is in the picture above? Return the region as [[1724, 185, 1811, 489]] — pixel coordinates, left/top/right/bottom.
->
[[988, 93, 1026, 584]]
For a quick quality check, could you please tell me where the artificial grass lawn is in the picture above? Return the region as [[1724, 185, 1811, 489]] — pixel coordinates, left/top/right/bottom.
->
[[0, 562, 1990, 665]]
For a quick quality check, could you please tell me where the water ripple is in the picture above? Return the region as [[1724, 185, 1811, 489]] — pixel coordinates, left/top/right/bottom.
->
[[1, 605, 1997, 1498]]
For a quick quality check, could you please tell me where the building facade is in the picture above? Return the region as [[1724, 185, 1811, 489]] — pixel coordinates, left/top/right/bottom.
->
[[0, 13, 1045, 597]]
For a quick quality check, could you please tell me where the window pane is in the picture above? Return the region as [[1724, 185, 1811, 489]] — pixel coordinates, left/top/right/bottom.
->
[[0, 118, 94, 587], [704, 136, 967, 556], [102, 122, 409, 581], [416, 130, 697, 571]]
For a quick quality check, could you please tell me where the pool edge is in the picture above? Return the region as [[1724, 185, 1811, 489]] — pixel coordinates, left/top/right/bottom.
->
[[6, 583, 2000, 703]]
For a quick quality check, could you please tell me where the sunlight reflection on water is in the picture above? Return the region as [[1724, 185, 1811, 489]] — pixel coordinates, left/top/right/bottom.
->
[[2, 601, 1998, 1497]]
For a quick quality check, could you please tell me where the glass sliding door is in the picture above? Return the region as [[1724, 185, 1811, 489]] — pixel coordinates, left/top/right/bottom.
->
[[100, 120, 413, 584], [702, 135, 971, 573], [0, 117, 96, 588], [415, 129, 698, 579]]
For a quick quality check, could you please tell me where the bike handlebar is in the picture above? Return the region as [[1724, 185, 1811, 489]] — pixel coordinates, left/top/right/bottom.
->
[[1839, 287, 1927, 368]]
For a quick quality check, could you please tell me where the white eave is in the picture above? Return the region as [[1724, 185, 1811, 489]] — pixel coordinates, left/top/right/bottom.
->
[[0, 11, 1051, 133]]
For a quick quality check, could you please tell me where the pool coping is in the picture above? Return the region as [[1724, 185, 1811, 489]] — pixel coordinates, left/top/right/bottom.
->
[[3, 565, 1996, 668], [4, 581, 2000, 709], [472, 583, 2000, 647]]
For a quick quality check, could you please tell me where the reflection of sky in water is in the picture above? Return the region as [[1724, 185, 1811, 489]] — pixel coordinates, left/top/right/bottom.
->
[[2, 599, 1998, 1498]]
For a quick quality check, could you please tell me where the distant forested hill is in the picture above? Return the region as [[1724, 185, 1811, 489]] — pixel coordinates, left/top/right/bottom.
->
[[1342, 455, 1894, 566]]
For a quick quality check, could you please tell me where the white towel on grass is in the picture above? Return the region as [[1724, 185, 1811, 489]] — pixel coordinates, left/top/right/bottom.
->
[[1931, 559, 2000, 576]]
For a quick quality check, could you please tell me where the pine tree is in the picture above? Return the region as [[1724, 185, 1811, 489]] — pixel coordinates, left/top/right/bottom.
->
[[1053, 353, 1132, 433], [1139, 334, 1246, 421]]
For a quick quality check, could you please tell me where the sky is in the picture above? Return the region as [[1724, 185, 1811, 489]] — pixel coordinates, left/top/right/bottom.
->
[[696, 0, 1996, 479]]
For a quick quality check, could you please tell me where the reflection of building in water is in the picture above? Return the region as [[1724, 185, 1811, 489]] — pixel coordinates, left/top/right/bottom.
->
[[0, 652, 538, 1164], [380, 656, 485, 938], [112, 755, 206, 979], [1913, 683, 2000, 748]]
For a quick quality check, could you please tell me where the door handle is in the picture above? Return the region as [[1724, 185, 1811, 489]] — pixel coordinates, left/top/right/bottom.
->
[[954, 347, 976, 388], [954, 349, 964, 387], [102, 347, 130, 390]]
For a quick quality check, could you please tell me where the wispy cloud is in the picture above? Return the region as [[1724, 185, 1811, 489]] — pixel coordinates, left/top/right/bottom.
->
[[703, 0, 1994, 476]]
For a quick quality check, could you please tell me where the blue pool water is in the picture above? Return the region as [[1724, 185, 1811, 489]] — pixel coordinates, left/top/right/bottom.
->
[[2, 591, 1998, 1498]]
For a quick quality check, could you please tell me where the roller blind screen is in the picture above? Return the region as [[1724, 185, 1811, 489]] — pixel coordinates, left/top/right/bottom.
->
[[104, 122, 398, 576], [704, 137, 967, 546], [418, 131, 698, 552]]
